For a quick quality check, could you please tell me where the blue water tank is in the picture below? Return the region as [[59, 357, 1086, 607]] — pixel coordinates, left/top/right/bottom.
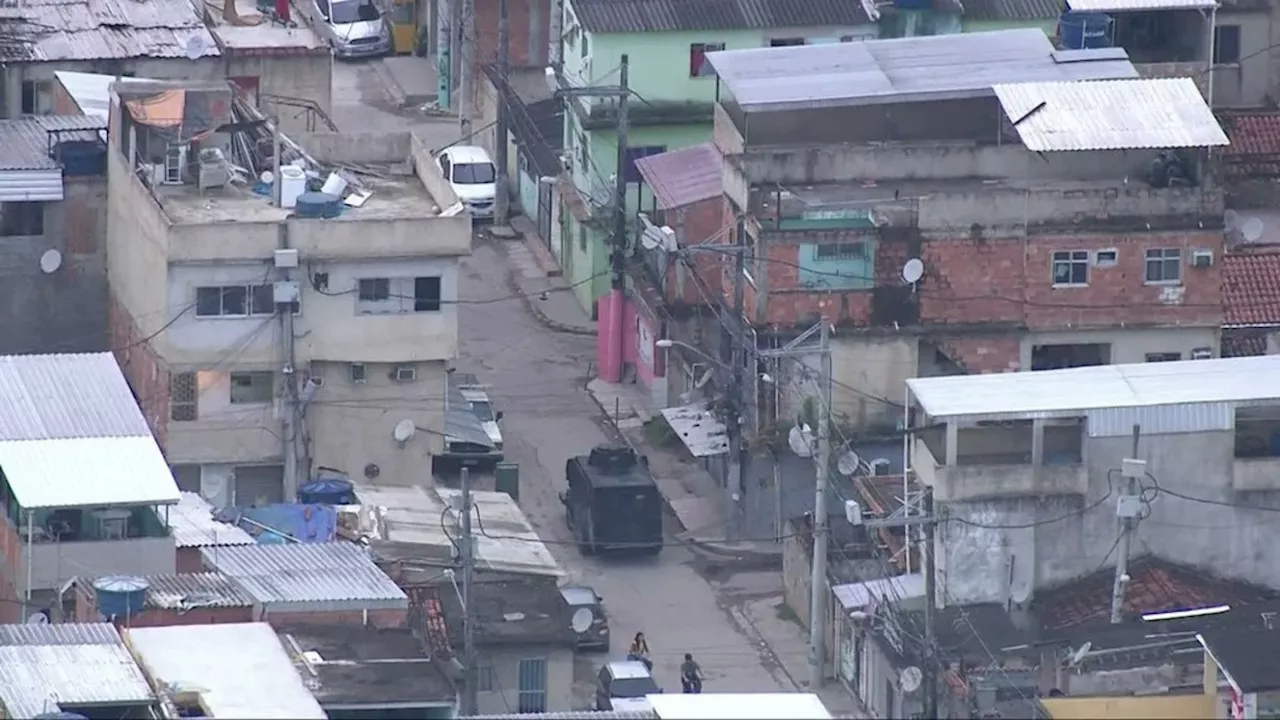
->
[[298, 475, 356, 505], [1059, 12, 1113, 50], [93, 576, 149, 619], [295, 191, 341, 219]]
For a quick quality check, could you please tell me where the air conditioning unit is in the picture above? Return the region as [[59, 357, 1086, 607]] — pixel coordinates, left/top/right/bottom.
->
[[1191, 249, 1214, 268], [393, 365, 417, 382], [1191, 347, 1213, 360], [349, 363, 367, 383]]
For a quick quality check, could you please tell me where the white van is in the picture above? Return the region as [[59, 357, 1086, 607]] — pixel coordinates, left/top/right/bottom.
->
[[437, 145, 497, 219], [312, 0, 391, 58]]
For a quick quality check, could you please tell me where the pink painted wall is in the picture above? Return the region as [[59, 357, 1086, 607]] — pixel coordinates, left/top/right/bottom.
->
[[598, 294, 664, 387]]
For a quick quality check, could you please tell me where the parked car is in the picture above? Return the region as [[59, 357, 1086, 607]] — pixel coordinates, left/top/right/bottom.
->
[[436, 145, 497, 219], [594, 660, 661, 712], [561, 585, 609, 651], [311, 0, 391, 58]]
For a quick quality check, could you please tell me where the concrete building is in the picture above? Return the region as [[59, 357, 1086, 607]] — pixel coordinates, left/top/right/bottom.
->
[[906, 355, 1280, 603], [104, 78, 471, 504], [700, 32, 1228, 428], [0, 352, 181, 623]]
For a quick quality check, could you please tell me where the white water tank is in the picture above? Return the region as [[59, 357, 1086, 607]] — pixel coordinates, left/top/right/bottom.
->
[[279, 166, 307, 209]]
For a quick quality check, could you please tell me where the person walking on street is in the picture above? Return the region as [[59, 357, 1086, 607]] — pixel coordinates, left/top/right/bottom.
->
[[681, 653, 703, 694]]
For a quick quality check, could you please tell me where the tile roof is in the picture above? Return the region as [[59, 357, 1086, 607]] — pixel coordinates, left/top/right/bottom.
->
[[1033, 555, 1278, 630], [634, 143, 723, 211], [0, 622, 154, 718], [960, 0, 1061, 20], [1223, 251, 1280, 327], [569, 0, 871, 34], [1, 0, 220, 63], [1218, 111, 1280, 176], [0, 115, 106, 171], [201, 542, 409, 611], [169, 492, 256, 548]]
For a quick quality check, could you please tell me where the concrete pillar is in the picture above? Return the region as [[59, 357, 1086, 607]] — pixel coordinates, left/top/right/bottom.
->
[[945, 422, 958, 466], [1031, 418, 1045, 467]]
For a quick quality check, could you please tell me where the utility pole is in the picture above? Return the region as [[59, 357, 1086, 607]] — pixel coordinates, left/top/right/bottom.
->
[[603, 54, 630, 383], [458, 0, 474, 138], [1111, 424, 1144, 624], [921, 487, 939, 719], [273, 122, 301, 502], [725, 215, 748, 540], [459, 466, 478, 715], [807, 320, 832, 690], [493, 0, 510, 224], [435, 0, 451, 108]]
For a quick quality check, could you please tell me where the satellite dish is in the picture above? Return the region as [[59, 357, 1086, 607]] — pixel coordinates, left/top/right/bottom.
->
[[1224, 209, 1240, 230], [1067, 641, 1092, 667], [392, 419, 416, 443], [25, 612, 48, 624], [836, 450, 861, 476], [570, 608, 593, 634], [902, 258, 924, 284], [1242, 216, 1265, 243], [183, 34, 210, 60], [900, 666, 923, 693], [39, 249, 61, 274], [788, 424, 814, 458]]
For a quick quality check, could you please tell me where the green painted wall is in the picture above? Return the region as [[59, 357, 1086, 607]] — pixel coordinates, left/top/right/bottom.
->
[[586, 29, 766, 103]]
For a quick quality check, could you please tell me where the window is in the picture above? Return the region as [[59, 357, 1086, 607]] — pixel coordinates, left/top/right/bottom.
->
[[1145, 248, 1182, 283], [1214, 25, 1241, 64], [229, 371, 273, 404], [349, 363, 367, 383], [170, 372, 197, 421], [517, 658, 548, 713], [770, 37, 805, 47], [624, 145, 666, 183], [1146, 352, 1182, 362], [170, 464, 201, 493], [814, 241, 866, 261], [196, 285, 277, 317], [581, 33, 589, 58], [357, 277, 444, 314], [20, 80, 50, 114], [476, 664, 495, 692], [1094, 249, 1118, 267], [689, 42, 725, 77], [0, 202, 44, 236], [578, 225, 587, 252], [1051, 250, 1089, 286]]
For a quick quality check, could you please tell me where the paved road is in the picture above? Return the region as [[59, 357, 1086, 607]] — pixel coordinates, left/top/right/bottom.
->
[[329, 57, 467, 151]]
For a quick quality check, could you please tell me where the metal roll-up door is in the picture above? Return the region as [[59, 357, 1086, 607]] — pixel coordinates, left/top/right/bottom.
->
[[233, 464, 285, 506]]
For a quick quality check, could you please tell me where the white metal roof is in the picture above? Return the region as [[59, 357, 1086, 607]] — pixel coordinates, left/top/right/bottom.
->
[[1066, 0, 1216, 11], [906, 355, 1280, 422], [200, 542, 409, 612], [0, 623, 154, 718], [661, 403, 729, 457], [169, 491, 256, 548], [0, 352, 152, 440], [54, 71, 133, 121], [647, 693, 832, 720], [126, 623, 327, 719], [833, 573, 927, 612], [706, 28, 1137, 112], [0, 436, 180, 510], [993, 78, 1228, 152]]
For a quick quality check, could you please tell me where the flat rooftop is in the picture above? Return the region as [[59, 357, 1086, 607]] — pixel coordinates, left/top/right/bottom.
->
[[907, 355, 1280, 422], [280, 625, 455, 708], [647, 693, 832, 719], [205, 0, 327, 52], [156, 172, 438, 225]]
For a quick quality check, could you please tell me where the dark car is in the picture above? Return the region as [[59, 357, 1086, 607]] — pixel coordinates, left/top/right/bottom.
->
[[560, 585, 609, 651], [432, 409, 503, 476], [594, 660, 661, 712]]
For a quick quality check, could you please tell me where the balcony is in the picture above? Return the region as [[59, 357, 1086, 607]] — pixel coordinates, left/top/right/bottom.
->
[[19, 505, 176, 592], [912, 421, 1087, 502], [1232, 408, 1280, 492]]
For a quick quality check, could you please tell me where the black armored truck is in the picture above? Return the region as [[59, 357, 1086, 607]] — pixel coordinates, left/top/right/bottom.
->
[[561, 444, 663, 556]]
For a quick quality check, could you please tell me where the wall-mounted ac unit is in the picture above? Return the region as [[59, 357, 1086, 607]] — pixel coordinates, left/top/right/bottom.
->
[[1191, 249, 1214, 268], [1191, 347, 1213, 360], [393, 365, 417, 382]]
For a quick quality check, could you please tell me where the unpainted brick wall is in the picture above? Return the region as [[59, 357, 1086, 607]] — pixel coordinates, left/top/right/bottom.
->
[[109, 293, 171, 450], [473, 0, 551, 68]]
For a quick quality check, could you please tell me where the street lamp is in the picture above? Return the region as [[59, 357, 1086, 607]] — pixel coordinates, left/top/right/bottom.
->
[[654, 338, 731, 369]]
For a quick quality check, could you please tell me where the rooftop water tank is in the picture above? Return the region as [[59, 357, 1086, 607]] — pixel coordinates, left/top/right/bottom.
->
[[1059, 12, 1113, 50], [93, 575, 149, 620], [294, 191, 341, 219], [298, 475, 356, 505]]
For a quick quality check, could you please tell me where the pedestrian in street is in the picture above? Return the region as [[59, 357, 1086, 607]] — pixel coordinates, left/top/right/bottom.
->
[[628, 632, 652, 671], [681, 653, 703, 694]]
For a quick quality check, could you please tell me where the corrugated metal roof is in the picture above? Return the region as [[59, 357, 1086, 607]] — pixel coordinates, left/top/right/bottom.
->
[[169, 491, 256, 548], [467, 713, 655, 720], [0, 352, 152, 440], [1, 0, 220, 62], [55, 70, 145, 120], [0, 436, 180, 509], [0, 115, 105, 171], [708, 28, 1138, 112], [0, 622, 122, 646], [634, 143, 723, 210], [1066, 0, 1215, 10], [833, 573, 927, 611], [143, 572, 256, 609], [906, 355, 1280, 422], [569, 0, 870, 33], [661, 403, 729, 457], [201, 542, 409, 611], [126, 623, 326, 718], [961, 0, 1061, 21], [992, 78, 1229, 152]]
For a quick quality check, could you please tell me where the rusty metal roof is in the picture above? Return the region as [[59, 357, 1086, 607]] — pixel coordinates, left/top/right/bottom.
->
[[569, 0, 871, 33], [634, 143, 723, 211], [0, 115, 104, 171], [1, 0, 220, 63]]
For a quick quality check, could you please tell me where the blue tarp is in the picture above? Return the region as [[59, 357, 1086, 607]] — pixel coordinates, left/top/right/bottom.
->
[[237, 503, 337, 543]]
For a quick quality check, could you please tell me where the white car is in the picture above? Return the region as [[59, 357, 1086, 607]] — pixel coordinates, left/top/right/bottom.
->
[[437, 145, 497, 219]]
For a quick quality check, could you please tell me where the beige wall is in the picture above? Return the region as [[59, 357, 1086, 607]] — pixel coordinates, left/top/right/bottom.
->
[[106, 132, 172, 341], [475, 646, 575, 715], [1041, 694, 1216, 720]]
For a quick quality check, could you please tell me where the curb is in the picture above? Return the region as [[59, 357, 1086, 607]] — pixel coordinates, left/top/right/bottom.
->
[[506, 266, 596, 337], [683, 535, 784, 568]]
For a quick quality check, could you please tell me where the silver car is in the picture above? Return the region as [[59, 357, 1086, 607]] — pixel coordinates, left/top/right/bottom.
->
[[313, 0, 391, 58]]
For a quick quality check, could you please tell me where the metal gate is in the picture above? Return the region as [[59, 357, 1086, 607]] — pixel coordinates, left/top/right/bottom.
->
[[537, 179, 554, 251], [233, 464, 285, 506]]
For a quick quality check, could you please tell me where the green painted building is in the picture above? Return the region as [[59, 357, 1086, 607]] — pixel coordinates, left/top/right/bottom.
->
[[553, 0, 878, 314]]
